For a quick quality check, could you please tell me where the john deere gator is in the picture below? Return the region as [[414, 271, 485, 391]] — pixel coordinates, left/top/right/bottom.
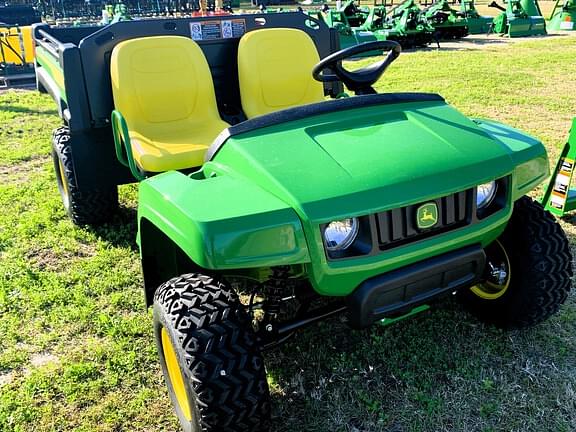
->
[[34, 12, 572, 431]]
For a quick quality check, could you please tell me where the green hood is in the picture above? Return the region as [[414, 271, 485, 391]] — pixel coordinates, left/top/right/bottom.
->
[[211, 98, 515, 222]]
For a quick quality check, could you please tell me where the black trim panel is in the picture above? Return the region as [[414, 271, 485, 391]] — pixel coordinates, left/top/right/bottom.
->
[[347, 245, 486, 328], [205, 92, 445, 161]]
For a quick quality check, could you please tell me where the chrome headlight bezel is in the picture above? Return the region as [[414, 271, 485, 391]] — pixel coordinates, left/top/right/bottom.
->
[[476, 181, 497, 209], [323, 218, 360, 252]]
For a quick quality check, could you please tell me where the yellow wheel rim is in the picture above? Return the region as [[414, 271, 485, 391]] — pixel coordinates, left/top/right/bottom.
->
[[58, 158, 69, 199], [161, 327, 192, 421], [470, 240, 511, 300]]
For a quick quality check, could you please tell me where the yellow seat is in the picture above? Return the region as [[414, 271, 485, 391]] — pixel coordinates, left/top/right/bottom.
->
[[237, 28, 325, 119], [110, 36, 229, 173]]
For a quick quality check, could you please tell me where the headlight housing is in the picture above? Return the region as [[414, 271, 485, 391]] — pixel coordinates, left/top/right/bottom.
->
[[324, 218, 359, 251], [476, 181, 497, 209]]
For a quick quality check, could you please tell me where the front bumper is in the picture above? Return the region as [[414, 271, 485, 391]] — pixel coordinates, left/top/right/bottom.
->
[[346, 244, 486, 328]]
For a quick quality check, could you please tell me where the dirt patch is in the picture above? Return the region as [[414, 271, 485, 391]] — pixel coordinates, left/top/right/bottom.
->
[[0, 371, 15, 387], [0, 156, 50, 186], [29, 352, 59, 369], [26, 243, 96, 272]]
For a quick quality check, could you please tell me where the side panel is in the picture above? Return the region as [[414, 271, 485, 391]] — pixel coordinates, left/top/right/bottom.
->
[[33, 24, 92, 132], [138, 171, 310, 270]]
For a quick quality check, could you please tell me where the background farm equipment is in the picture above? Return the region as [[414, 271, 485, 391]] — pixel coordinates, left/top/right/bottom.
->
[[548, 0, 576, 30], [542, 119, 576, 217], [459, 0, 493, 33], [308, 1, 385, 51], [312, 0, 435, 51], [0, 5, 41, 26], [422, 0, 469, 39], [488, 0, 546, 36], [385, 0, 436, 47], [0, 25, 36, 88]]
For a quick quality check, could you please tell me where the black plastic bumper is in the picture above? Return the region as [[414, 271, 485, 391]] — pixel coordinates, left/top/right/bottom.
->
[[347, 245, 486, 328]]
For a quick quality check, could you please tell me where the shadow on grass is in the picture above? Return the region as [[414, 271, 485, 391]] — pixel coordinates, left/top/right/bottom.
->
[[264, 297, 571, 431], [86, 205, 139, 251], [0, 104, 58, 116]]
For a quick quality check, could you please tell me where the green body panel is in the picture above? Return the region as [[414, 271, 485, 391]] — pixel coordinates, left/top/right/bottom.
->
[[139, 98, 549, 297], [138, 171, 310, 269], [35, 46, 67, 103], [543, 118, 576, 216], [465, 16, 494, 34], [521, 0, 544, 17]]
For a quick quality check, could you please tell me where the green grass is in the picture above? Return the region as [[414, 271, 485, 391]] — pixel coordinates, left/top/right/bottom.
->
[[1, 35, 576, 431]]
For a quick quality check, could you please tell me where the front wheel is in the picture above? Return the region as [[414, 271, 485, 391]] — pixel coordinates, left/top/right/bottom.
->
[[459, 196, 573, 329], [153, 273, 271, 432]]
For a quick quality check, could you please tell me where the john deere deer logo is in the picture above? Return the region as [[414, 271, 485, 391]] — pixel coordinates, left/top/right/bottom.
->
[[417, 203, 438, 229]]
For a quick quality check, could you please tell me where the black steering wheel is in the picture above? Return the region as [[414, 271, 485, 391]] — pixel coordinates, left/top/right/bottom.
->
[[312, 41, 402, 95]]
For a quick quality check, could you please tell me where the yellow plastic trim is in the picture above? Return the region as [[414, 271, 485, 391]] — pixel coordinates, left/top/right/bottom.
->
[[470, 240, 511, 300], [161, 327, 192, 421]]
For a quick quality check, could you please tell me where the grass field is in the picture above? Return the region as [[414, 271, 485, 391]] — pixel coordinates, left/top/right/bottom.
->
[[1, 34, 576, 432]]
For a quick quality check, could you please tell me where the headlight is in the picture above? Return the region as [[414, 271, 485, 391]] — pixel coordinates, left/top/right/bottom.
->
[[476, 181, 497, 209], [324, 218, 359, 251]]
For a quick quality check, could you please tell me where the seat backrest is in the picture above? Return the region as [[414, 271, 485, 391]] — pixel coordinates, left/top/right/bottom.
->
[[110, 35, 221, 137], [237, 28, 325, 119]]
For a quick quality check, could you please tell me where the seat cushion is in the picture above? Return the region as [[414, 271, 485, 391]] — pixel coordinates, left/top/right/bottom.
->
[[238, 28, 325, 119], [130, 118, 230, 172]]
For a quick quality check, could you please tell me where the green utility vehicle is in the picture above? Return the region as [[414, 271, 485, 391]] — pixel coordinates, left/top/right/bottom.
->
[[35, 13, 572, 431]]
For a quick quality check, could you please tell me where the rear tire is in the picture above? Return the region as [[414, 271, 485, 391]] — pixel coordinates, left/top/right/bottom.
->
[[52, 126, 118, 225], [459, 196, 573, 328], [153, 273, 271, 432]]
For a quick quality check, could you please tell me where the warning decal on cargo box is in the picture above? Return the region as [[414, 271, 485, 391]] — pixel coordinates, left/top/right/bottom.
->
[[190, 19, 246, 41], [549, 157, 574, 210]]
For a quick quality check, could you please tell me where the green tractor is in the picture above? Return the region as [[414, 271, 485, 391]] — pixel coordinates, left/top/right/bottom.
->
[[548, 0, 576, 31], [34, 13, 572, 431], [488, 0, 547, 37]]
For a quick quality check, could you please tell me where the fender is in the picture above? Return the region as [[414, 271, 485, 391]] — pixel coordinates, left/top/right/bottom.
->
[[138, 170, 310, 271], [474, 118, 549, 201]]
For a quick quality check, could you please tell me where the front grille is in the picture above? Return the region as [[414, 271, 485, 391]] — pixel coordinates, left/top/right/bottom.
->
[[376, 190, 473, 250]]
